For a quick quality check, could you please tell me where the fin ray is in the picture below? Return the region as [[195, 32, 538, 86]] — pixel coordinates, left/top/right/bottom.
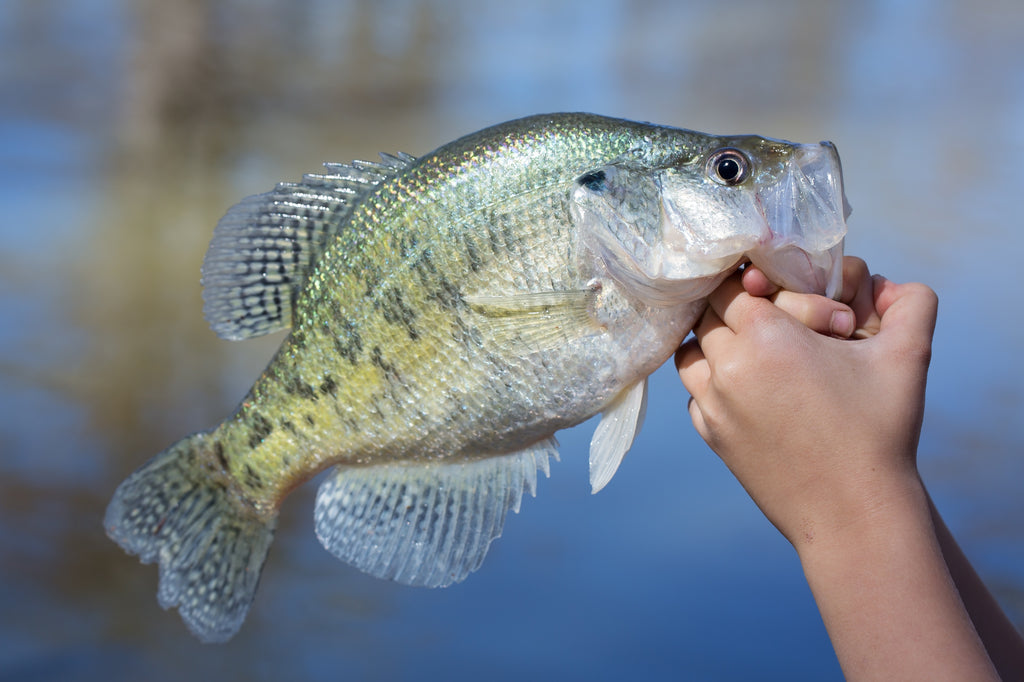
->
[[589, 378, 648, 493], [314, 439, 558, 587], [201, 153, 416, 340], [104, 434, 276, 643], [464, 289, 602, 352]]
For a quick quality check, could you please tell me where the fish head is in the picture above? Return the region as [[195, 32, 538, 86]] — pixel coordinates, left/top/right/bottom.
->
[[571, 133, 850, 305]]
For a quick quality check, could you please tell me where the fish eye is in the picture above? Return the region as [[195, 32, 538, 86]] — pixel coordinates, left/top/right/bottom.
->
[[706, 148, 750, 186]]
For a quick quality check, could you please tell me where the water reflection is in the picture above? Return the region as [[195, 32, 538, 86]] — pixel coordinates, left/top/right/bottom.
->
[[1, 0, 1021, 679]]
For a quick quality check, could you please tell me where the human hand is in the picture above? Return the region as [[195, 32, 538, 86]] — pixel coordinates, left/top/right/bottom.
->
[[680, 259, 1016, 681], [675, 257, 939, 551]]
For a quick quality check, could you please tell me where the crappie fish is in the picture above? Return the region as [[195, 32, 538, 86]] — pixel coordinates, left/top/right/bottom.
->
[[105, 113, 849, 642]]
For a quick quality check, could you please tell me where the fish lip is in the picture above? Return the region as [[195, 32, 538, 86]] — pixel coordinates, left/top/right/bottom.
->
[[745, 141, 849, 298], [761, 141, 848, 250], [747, 240, 845, 299], [664, 140, 849, 298], [584, 138, 849, 306]]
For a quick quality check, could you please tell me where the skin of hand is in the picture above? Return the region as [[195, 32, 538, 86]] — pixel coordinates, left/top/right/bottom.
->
[[675, 257, 933, 547], [675, 257, 1008, 681]]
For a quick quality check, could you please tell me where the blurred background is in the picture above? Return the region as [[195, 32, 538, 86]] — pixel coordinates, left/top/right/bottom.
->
[[1, 0, 1022, 679]]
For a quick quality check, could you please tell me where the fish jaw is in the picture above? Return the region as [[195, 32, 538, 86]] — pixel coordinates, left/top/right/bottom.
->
[[746, 141, 849, 298]]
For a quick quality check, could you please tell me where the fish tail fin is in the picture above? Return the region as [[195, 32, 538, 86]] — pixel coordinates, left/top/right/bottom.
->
[[104, 432, 277, 643]]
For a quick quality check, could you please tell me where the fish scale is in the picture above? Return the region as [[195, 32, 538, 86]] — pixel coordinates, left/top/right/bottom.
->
[[105, 112, 849, 642], [223, 133, 597, 491]]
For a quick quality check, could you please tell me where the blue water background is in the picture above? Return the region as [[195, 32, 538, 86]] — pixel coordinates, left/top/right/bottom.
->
[[1, 1, 1021, 680]]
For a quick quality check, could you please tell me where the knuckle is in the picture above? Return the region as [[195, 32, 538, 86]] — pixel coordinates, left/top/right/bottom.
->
[[907, 282, 939, 309], [890, 334, 934, 368], [843, 256, 869, 280]]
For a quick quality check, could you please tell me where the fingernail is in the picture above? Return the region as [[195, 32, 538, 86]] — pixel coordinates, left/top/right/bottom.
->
[[831, 310, 854, 338]]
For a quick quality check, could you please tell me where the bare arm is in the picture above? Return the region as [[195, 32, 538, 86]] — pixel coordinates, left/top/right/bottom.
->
[[675, 257, 1021, 680], [930, 497, 1024, 678]]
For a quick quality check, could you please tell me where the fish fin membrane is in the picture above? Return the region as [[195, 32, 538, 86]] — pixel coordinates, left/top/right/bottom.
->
[[104, 433, 277, 643], [589, 377, 648, 494], [314, 438, 558, 587], [464, 288, 602, 352], [201, 152, 417, 340]]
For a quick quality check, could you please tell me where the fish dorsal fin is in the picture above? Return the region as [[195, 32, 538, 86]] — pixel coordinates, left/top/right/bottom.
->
[[200, 153, 417, 340], [313, 439, 558, 587], [589, 378, 648, 493], [464, 288, 602, 352]]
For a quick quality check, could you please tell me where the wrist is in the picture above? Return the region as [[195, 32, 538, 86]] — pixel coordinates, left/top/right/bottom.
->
[[789, 464, 928, 560], [794, 474, 999, 680]]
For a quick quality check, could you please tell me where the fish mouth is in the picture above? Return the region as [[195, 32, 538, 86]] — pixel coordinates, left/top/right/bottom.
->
[[584, 138, 850, 307], [746, 141, 850, 298]]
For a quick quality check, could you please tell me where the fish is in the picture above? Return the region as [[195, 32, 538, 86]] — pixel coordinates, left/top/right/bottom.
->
[[104, 112, 849, 642]]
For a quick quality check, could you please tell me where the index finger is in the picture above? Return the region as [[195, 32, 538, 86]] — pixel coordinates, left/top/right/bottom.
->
[[838, 257, 882, 338], [706, 269, 779, 334]]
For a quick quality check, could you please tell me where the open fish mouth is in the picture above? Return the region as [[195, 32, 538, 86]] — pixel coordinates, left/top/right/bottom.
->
[[747, 141, 850, 299], [615, 138, 851, 306]]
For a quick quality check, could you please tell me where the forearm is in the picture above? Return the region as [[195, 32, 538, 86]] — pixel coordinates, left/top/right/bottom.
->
[[796, 476, 999, 681], [929, 495, 1024, 679]]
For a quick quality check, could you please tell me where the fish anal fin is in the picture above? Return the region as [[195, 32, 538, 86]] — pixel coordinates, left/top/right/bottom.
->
[[313, 439, 558, 587], [589, 378, 648, 493]]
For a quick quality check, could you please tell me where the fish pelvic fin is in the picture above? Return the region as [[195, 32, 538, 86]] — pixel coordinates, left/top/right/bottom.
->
[[589, 377, 648, 494], [314, 439, 558, 587], [104, 433, 277, 643]]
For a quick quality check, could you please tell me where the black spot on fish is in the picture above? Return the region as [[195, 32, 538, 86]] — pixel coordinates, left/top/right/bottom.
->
[[577, 169, 607, 192], [483, 212, 505, 256], [244, 463, 264, 490], [319, 374, 338, 397], [248, 412, 274, 449], [400, 231, 435, 280], [500, 215, 521, 257], [285, 376, 318, 401], [371, 345, 398, 378], [415, 247, 436, 275], [289, 327, 307, 352], [428, 275, 462, 310], [363, 269, 382, 298], [304, 414, 316, 427], [213, 441, 229, 470], [379, 287, 419, 341], [464, 235, 482, 272], [280, 419, 298, 435], [336, 409, 360, 430], [331, 318, 363, 364], [398, 234, 419, 261]]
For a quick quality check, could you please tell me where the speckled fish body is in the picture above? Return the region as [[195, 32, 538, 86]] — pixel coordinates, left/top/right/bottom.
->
[[105, 113, 849, 642]]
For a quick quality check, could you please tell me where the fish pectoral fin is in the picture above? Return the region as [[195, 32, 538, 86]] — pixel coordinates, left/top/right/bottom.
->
[[589, 378, 648, 494], [464, 288, 602, 351], [313, 438, 559, 587], [200, 153, 417, 340]]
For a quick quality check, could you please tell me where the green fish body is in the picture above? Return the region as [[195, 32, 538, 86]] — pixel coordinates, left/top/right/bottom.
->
[[105, 113, 849, 642]]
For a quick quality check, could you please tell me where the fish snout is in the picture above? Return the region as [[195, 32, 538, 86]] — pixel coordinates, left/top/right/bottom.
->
[[749, 141, 849, 299]]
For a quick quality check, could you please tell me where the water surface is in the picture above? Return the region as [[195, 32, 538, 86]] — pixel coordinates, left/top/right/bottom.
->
[[1, 1, 1021, 680]]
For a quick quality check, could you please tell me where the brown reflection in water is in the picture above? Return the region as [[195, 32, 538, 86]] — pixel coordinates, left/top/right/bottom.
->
[[75, 0, 448, 465], [25, 0, 450, 652], [4, 0, 1021, 671]]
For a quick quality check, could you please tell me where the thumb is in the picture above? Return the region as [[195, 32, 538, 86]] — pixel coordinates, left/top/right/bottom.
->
[[873, 276, 939, 362]]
